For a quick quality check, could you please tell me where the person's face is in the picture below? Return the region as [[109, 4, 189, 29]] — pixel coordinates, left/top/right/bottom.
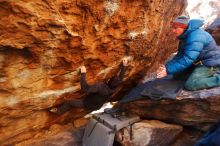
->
[[172, 26, 185, 37]]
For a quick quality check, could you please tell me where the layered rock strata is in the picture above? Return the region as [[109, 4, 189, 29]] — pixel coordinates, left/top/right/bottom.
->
[[207, 18, 220, 45], [120, 87, 220, 131]]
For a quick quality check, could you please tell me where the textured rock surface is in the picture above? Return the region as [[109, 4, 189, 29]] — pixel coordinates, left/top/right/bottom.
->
[[206, 17, 220, 45], [16, 123, 85, 146], [0, 108, 87, 145], [115, 120, 182, 146], [120, 87, 220, 131], [0, 0, 186, 145], [186, 0, 220, 26], [171, 129, 203, 146], [186, 0, 220, 45]]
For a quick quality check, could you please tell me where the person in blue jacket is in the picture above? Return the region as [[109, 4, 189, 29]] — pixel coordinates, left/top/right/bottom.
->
[[157, 16, 220, 90]]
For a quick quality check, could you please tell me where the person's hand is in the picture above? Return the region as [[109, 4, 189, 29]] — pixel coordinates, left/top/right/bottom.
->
[[122, 58, 129, 67], [156, 64, 167, 78], [49, 108, 57, 113], [80, 66, 86, 73]]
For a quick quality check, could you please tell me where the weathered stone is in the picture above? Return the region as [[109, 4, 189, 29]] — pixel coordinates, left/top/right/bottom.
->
[[73, 117, 89, 128], [171, 129, 203, 146], [115, 120, 182, 146], [0, 107, 87, 145], [206, 17, 220, 45], [120, 87, 220, 131], [16, 124, 84, 146], [186, 1, 220, 46], [186, 0, 220, 26], [0, 0, 187, 144]]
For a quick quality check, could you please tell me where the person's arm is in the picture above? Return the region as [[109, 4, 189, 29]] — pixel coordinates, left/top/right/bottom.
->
[[118, 64, 126, 80], [165, 34, 205, 74], [108, 59, 128, 88], [80, 73, 102, 93], [55, 102, 72, 115], [80, 73, 90, 92], [80, 66, 104, 93]]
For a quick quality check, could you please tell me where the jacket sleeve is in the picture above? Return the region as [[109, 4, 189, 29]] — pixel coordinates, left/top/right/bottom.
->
[[165, 34, 205, 74], [80, 73, 100, 93], [80, 73, 113, 95], [107, 65, 126, 89]]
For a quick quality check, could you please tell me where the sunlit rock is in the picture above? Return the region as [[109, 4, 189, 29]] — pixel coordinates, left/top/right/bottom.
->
[[0, 0, 186, 144]]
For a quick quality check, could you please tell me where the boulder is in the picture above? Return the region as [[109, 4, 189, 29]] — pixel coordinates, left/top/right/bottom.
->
[[186, 0, 220, 26], [0, 0, 187, 144], [120, 87, 220, 131], [206, 18, 220, 45], [171, 129, 203, 146], [115, 120, 182, 146], [16, 124, 85, 146]]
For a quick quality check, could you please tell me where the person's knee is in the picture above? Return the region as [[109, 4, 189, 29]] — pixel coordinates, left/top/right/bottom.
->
[[185, 78, 218, 91], [184, 79, 198, 91]]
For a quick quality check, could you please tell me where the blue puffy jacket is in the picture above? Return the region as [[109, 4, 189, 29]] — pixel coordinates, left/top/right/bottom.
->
[[165, 19, 220, 75]]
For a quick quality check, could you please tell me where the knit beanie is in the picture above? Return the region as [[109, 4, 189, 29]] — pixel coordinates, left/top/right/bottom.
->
[[172, 16, 190, 29]]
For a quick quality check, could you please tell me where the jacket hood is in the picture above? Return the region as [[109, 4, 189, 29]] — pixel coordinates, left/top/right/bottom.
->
[[187, 19, 204, 30], [179, 19, 204, 39]]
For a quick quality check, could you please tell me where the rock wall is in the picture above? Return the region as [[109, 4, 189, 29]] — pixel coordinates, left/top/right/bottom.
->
[[207, 18, 220, 45], [0, 0, 186, 145], [186, 0, 220, 26], [186, 0, 220, 45], [119, 87, 220, 145]]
